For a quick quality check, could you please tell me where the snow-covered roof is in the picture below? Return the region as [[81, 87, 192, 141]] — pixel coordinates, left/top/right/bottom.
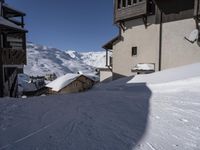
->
[[46, 74, 82, 92], [84, 74, 99, 82], [46, 73, 97, 92], [0, 16, 27, 31], [133, 63, 155, 71], [18, 74, 37, 92]]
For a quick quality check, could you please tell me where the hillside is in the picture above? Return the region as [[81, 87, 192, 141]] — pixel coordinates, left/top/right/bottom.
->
[[25, 43, 106, 77], [0, 64, 200, 150]]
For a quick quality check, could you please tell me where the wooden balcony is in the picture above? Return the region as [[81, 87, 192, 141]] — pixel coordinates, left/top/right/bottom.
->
[[1, 48, 26, 65], [115, 0, 147, 22]]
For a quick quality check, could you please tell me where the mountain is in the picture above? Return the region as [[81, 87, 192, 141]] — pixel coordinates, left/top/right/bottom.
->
[[25, 43, 106, 77], [66, 50, 107, 68]]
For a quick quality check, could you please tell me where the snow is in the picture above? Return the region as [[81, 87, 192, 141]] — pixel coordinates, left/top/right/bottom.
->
[[46, 73, 81, 92], [133, 63, 155, 71], [46, 73, 98, 92], [25, 43, 106, 77], [18, 74, 37, 92], [128, 63, 200, 84], [80, 51, 107, 68], [0, 64, 200, 150]]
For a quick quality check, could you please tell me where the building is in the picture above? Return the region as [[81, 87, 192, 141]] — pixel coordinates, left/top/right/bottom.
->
[[103, 0, 200, 80], [97, 67, 113, 82], [0, 0, 27, 97], [18, 74, 46, 97], [46, 73, 95, 95]]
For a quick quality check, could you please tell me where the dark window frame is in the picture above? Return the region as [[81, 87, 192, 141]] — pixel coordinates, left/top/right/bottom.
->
[[132, 47, 138, 56]]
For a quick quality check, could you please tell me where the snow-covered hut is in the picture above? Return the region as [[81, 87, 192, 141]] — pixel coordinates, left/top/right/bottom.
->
[[46, 73, 95, 94]]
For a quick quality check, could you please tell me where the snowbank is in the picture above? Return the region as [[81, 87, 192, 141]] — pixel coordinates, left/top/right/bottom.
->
[[0, 64, 200, 150], [128, 63, 200, 84]]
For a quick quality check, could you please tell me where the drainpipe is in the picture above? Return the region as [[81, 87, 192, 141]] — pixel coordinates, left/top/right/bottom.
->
[[0, 40, 3, 97], [195, 0, 200, 29], [158, 10, 163, 71], [106, 49, 108, 67], [0, 29, 3, 97]]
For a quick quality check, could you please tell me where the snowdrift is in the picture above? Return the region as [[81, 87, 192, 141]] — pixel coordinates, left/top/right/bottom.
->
[[0, 63, 200, 150], [128, 63, 200, 84]]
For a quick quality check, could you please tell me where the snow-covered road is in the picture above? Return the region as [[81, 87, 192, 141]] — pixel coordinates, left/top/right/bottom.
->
[[0, 64, 200, 150], [0, 84, 151, 150]]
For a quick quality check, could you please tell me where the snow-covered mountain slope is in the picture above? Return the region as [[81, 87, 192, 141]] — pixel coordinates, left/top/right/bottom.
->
[[80, 52, 106, 68], [0, 64, 200, 150], [66, 50, 106, 68], [25, 43, 106, 77]]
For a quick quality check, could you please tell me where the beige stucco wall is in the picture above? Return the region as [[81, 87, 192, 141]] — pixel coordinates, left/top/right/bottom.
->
[[112, 17, 200, 80], [100, 69, 113, 82], [112, 16, 159, 79], [161, 18, 200, 69]]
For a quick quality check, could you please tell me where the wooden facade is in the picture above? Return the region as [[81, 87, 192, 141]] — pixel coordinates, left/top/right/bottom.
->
[[0, 0, 27, 97], [114, 0, 196, 23], [114, 0, 147, 22]]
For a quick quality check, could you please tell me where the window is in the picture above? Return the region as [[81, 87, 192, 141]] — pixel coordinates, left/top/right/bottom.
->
[[133, 0, 137, 4], [128, 0, 132, 6], [117, 0, 121, 9], [147, 0, 155, 15], [109, 56, 113, 66], [122, 0, 126, 7], [132, 47, 137, 56]]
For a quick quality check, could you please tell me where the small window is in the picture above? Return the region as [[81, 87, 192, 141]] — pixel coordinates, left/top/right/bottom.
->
[[117, 0, 121, 9], [122, 0, 126, 7], [128, 0, 132, 5], [132, 47, 137, 56], [133, 0, 137, 4], [147, 0, 155, 15]]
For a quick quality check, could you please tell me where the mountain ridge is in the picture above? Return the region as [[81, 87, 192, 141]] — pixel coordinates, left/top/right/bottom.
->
[[24, 43, 106, 77]]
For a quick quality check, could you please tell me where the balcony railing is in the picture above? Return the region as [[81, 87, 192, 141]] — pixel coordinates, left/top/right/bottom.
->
[[115, 0, 147, 22], [1, 48, 26, 65]]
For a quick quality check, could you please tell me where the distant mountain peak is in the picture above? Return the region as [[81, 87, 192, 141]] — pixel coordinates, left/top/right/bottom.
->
[[25, 42, 106, 77]]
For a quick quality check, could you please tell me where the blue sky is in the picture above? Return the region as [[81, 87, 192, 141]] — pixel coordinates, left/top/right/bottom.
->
[[7, 0, 118, 51]]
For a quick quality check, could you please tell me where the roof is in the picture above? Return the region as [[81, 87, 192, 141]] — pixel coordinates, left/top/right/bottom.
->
[[84, 74, 99, 82], [46, 73, 96, 92], [46, 73, 81, 92], [102, 35, 121, 50], [3, 3, 26, 16], [0, 16, 27, 32], [96, 67, 112, 71]]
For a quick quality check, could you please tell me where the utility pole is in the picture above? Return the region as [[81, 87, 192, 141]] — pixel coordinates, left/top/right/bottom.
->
[[0, 1, 3, 97]]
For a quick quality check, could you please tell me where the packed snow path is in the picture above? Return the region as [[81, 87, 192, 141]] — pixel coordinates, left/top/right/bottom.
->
[[0, 75, 200, 149]]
